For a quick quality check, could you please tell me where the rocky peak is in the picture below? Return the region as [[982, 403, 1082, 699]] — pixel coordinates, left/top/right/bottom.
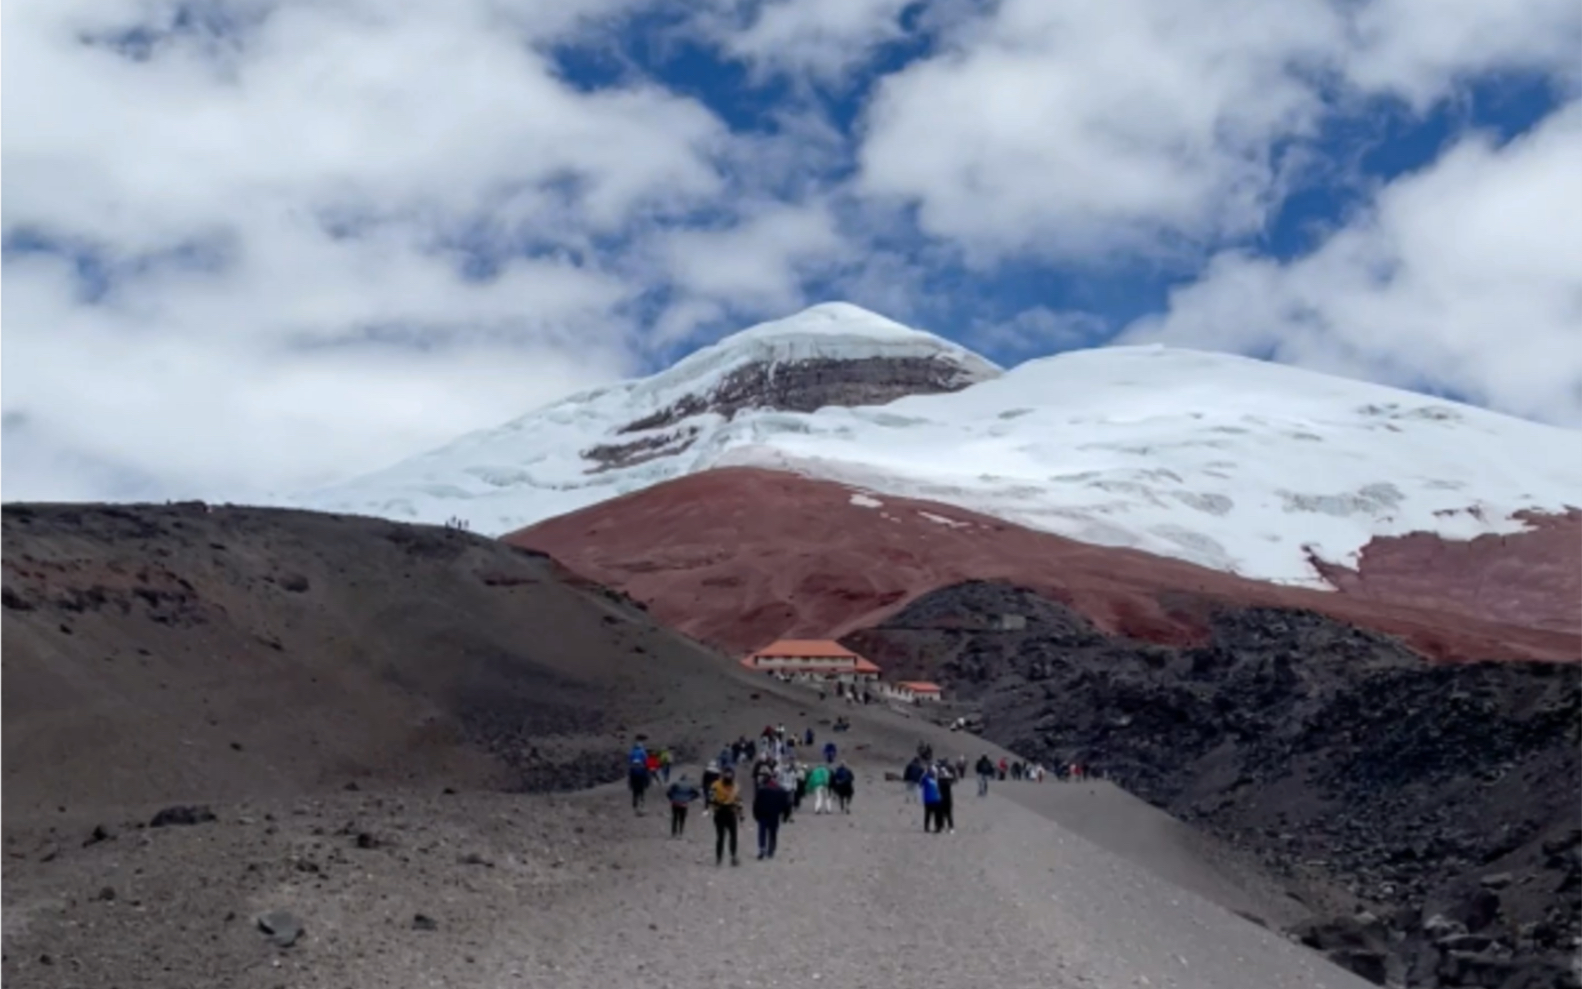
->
[[582, 304, 1000, 470]]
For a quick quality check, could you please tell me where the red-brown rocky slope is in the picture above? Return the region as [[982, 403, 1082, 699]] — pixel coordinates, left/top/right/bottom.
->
[[506, 467, 1579, 663]]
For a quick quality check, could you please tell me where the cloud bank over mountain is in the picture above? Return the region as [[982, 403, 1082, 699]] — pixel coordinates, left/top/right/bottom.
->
[[4, 0, 1578, 502]]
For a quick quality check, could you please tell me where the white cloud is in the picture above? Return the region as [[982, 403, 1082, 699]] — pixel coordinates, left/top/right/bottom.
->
[[1122, 100, 1582, 427], [857, 0, 1344, 264], [705, 0, 916, 83], [6, 0, 1581, 505], [970, 307, 1108, 358], [855, 0, 1582, 265], [1343, 0, 1582, 109], [655, 201, 846, 335], [0, 0, 768, 502]]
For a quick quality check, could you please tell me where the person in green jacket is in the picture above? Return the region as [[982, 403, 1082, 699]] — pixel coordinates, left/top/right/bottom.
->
[[806, 762, 833, 815]]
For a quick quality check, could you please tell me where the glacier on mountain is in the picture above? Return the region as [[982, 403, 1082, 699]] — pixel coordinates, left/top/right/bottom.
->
[[294, 303, 1581, 589]]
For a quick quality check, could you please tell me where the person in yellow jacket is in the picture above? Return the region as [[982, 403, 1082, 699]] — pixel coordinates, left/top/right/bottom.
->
[[709, 767, 743, 867]]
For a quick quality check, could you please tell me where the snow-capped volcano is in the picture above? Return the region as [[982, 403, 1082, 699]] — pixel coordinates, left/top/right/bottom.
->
[[296, 303, 1580, 589], [296, 302, 1000, 528]]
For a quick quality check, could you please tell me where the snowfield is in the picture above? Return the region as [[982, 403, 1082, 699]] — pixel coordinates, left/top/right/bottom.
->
[[293, 303, 1581, 588]]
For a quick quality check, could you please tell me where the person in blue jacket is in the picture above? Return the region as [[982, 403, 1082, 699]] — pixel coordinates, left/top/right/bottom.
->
[[920, 765, 945, 833], [902, 756, 924, 803], [628, 742, 651, 812], [823, 740, 837, 764]]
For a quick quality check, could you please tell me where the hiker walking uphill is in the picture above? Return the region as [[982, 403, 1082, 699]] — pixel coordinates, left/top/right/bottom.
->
[[665, 774, 701, 837], [831, 762, 855, 814], [976, 754, 995, 797], [753, 775, 792, 860], [628, 742, 652, 813], [903, 756, 924, 803], [701, 761, 721, 808], [920, 765, 946, 833], [806, 761, 833, 815], [709, 768, 743, 867], [935, 763, 956, 834]]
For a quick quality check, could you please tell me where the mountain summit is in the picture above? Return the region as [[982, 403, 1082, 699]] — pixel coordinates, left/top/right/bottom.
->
[[297, 303, 1000, 531], [298, 304, 1579, 594]]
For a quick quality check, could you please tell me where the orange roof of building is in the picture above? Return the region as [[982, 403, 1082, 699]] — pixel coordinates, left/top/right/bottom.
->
[[751, 639, 859, 659], [740, 655, 882, 675], [896, 680, 943, 692]]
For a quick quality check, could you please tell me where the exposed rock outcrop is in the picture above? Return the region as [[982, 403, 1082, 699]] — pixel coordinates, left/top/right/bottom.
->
[[581, 355, 988, 470]]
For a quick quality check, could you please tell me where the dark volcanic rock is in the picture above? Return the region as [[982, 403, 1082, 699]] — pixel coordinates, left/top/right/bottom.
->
[[149, 805, 218, 828], [845, 580, 1582, 989], [583, 355, 985, 470]]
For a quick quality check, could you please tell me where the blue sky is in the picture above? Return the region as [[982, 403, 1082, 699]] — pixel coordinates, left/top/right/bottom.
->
[[3, 0, 1580, 501]]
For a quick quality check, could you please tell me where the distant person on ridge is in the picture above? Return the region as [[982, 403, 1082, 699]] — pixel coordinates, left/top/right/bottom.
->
[[710, 768, 743, 867], [658, 747, 673, 783], [753, 774, 791, 860], [666, 774, 702, 837], [806, 761, 833, 814], [831, 762, 855, 813]]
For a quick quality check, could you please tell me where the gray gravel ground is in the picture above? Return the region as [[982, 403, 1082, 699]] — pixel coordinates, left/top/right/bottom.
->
[[3, 759, 1367, 989], [475, 766, 1373, 989]]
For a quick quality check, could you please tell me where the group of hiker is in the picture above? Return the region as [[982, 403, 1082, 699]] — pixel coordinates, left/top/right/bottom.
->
[[624, 741, 678, 811], [628, 728, 1099, 864], [628, 726, 857, 866]]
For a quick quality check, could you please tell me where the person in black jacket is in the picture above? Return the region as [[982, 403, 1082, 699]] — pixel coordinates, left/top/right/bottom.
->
[[831, 762, 856, 813], [935, 764, 956, 833], [976, 754, 995, 797], [753, 776, 791, 860]]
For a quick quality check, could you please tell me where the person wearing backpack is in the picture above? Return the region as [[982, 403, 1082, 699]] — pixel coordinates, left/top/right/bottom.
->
[[831, 762, 855, 814], [709, 768, 743, 867], [628, 741, 651, 813], [920, 765, 944, 833], [665, 774, 702, 837]]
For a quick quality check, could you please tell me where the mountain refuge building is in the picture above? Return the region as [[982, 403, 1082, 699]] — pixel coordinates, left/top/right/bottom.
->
[[740, 639, 881, 684]]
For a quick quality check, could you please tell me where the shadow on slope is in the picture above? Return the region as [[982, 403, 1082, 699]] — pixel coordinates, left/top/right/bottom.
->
[[0, 502, 821, 821]]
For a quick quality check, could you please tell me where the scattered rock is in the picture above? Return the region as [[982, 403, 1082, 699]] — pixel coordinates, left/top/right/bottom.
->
[[257, 910, 304, 948], [150, 805, 217, 828], [95, 886, 116, 902], [412, 913, 438, 931], [83, 824, 113, 847]]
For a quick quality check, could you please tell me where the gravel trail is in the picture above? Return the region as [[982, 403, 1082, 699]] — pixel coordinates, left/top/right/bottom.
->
[[478, 766, 1375, 989]]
